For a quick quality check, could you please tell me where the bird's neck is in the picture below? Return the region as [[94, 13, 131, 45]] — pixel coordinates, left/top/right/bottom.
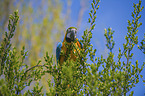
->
[[65, 37, 72, 43], [65, 38, 78, 44]]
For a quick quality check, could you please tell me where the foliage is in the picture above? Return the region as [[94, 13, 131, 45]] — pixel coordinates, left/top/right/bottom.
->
[[0, 0, 70, 92], [0, 0, 145, 96], [0, 10, 47, 95]]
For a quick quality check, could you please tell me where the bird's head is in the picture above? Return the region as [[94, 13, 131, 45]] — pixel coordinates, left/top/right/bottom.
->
[[65, 27, 77, 43]]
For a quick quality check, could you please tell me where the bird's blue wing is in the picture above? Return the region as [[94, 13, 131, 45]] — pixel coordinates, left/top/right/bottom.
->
[[56, 42, 62, 63]]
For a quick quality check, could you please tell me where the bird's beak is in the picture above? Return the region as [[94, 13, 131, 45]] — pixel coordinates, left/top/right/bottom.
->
[[70, 30, 76, 41]]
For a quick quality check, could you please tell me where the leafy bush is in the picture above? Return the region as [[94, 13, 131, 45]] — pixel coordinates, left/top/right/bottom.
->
[[0, 0, 144, 96]]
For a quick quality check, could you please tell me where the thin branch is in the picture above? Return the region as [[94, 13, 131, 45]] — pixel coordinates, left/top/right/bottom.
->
[[21, 64, 49, 80]]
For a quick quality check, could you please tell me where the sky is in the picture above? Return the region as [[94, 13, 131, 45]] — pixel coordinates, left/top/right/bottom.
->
[[61, 0, 145, 95]]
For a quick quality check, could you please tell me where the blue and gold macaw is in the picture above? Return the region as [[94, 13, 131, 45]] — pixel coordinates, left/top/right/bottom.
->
[[56, 27, 82, 65]]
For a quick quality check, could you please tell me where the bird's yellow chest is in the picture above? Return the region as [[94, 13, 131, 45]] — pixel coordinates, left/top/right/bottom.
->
[[59, 41, 81, 64]]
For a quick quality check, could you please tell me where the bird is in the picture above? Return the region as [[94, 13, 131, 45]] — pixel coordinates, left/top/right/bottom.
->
[[56, 27, 82, 65]]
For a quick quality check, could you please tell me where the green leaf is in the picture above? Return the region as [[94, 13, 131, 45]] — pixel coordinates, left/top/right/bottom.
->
[[140, 75, 143, 78]]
